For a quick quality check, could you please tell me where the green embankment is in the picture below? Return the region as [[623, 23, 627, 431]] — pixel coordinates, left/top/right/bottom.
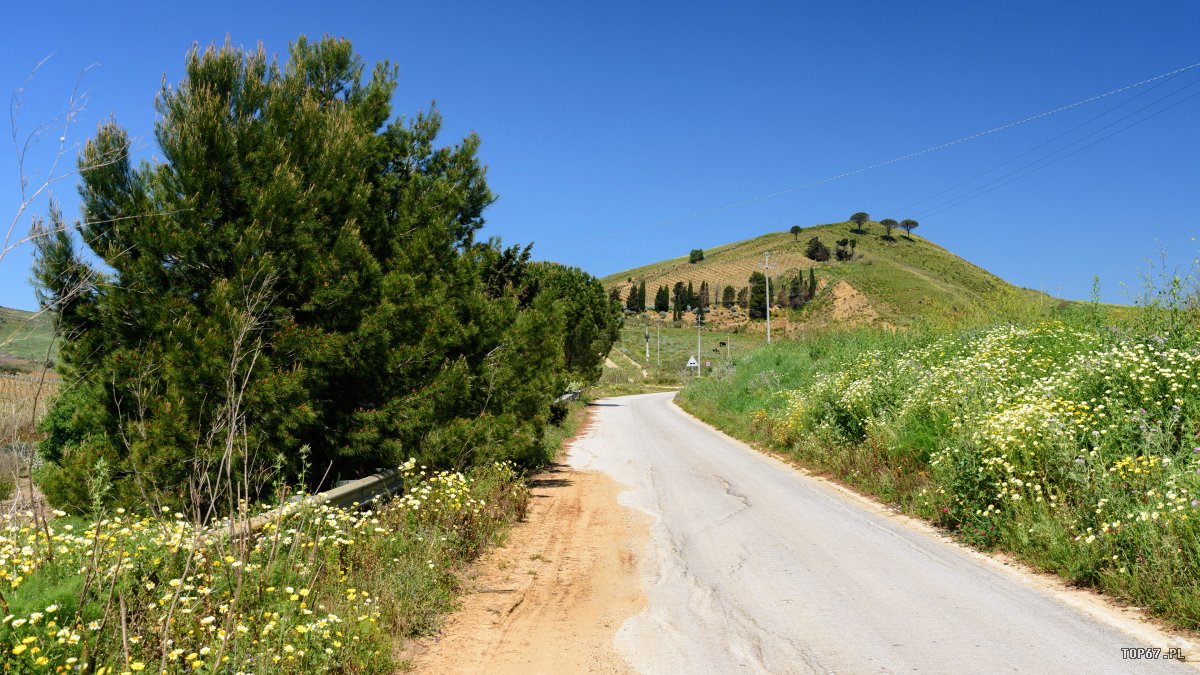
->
[[678, 307, 1200, 630]]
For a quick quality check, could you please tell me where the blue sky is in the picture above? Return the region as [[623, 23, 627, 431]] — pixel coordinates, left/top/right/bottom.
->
[[2, 0, 1198, 310]]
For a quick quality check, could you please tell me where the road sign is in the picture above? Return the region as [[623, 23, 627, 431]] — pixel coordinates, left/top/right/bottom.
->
[[686, 356, 698, 368], [705, 361, 711, 368]]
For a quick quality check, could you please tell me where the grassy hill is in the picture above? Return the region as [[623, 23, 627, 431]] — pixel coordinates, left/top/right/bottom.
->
[[0, 306, 55, 368], [602, 221, 1060, 333]]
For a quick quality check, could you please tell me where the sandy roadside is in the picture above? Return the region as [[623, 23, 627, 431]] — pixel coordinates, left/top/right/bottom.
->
[[402, 433, 648, 674]]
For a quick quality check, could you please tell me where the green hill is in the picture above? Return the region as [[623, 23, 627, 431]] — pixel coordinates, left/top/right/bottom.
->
[[0, 305, 55, 367], [602, 221, 1059, 333]]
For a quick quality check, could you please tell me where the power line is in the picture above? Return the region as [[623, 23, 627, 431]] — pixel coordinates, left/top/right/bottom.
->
[[916, 85, 1200, 220], [553, 61, 1200, 248], [910, 76, 1200, 220], [885, 67, 1192, 216]]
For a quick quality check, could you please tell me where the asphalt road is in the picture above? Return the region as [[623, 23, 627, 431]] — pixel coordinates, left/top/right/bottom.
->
[[567, 392, 1195, 674]]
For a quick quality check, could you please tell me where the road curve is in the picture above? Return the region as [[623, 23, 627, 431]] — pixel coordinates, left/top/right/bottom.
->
[[567, 392, 1195, 674]]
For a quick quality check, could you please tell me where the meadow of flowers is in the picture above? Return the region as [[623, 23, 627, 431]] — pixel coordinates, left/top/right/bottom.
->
[[0, 459, 528, 673], [681, 316, 1200, 628]]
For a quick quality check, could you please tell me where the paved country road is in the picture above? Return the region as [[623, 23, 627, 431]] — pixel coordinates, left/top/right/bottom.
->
[[567, 392, 1197, 674]]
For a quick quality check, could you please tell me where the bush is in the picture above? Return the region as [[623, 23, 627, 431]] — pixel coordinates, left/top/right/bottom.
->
[[689, 249, 705, 264], [805, 237, 831, 262]]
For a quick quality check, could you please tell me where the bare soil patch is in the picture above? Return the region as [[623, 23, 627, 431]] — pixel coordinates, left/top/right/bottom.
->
[[403, 448, 648, 673]]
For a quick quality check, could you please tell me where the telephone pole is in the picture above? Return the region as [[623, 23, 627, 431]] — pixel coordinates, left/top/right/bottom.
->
[[763, 253, 775, 344]]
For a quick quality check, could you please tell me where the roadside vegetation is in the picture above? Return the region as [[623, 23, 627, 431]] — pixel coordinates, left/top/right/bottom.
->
[[680, 274, 1200, 630], [1, 36, 617, 672]]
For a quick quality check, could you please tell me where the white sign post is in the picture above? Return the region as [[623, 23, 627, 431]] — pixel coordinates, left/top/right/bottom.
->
[[686, 355, 699, 375]]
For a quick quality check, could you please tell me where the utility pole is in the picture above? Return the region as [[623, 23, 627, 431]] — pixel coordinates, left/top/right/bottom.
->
[[644, 322, 650, 362], [696, 307, 703, 377], [657, 320, 661, 370], [763, 252, 775, 344]]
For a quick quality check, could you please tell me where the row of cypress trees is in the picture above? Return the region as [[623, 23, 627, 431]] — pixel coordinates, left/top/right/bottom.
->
[[32, 37, 620, 514]]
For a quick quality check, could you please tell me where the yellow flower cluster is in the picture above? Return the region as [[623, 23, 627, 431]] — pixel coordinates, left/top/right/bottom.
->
[[0, 459, 520, 672]]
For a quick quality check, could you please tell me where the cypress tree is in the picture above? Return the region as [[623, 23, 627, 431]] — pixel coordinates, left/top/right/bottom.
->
[[722, 285, 736, 308], [748, 272, 767, 319], [654, 285, 669, 312]]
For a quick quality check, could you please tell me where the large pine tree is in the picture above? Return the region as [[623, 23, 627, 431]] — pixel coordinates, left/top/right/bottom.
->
[[33, 38, 619, 512]]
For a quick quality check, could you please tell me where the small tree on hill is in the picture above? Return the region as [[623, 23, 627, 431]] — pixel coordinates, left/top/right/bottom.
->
[[808, 268, 817, 298], [609, 287, 622, 305], [835, 239, 851, 261], [637, 280, 647, 311], [880, 218, 898, 239], [686, 281, 696, 309], [689, 248, 704, 264], [790, 225, 803, 241], [698, 280, 710, 309], [625, 285, 640, 312], [654, 285, 669, 312], [736, 286, 749, 309], [850, 212, 870, 233], [900, 219, 919, 237], [722, 285, 736, 308], [805, 236, 831, 262]]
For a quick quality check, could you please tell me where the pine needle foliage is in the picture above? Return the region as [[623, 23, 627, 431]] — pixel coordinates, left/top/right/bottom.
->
[[33, 37, 619, 513]]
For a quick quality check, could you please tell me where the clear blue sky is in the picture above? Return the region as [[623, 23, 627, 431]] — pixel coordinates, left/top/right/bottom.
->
[[3, 0, 1198, 310]]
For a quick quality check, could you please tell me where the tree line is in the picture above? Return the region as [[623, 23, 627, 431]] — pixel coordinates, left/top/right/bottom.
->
[[32, 38, 621, 514], [620, 268, 819, 321]]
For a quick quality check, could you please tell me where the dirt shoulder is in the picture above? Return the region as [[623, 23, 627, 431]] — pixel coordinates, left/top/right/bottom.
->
[[403, 439, 648, 673]]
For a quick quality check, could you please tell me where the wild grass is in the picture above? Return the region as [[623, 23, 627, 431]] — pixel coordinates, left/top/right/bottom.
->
[[593, 321, 762, 397], [680, 299, 1200, 629], [0, 459, 530, 673]]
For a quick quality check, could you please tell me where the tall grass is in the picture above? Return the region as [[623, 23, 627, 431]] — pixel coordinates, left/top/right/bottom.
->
[[680, 298, 1200, 629]]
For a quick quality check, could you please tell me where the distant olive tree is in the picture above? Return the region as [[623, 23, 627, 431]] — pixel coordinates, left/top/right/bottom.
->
[[900, 219, 919, 237]]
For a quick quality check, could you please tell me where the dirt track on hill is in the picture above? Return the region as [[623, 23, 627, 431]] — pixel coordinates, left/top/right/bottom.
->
[[404, 459, 647, 674]]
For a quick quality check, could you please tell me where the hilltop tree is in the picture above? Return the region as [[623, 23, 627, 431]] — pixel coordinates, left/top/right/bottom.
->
[[805, 236, 831, 262], [722, 285, 736, 308], [654, 285, 669, 312], [748, 272, 767, 319], [790, 225, 803, 241], [850, 212, 870, 232], [900, 219, 919, 237], [32, 37, 621, 512], [880, 218, 898, 239], [689, 248, 705, 264]]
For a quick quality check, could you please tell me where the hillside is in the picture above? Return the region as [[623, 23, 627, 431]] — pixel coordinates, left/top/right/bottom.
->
[[602, 221, 1058, 333], [0, 305, 54, 367]]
